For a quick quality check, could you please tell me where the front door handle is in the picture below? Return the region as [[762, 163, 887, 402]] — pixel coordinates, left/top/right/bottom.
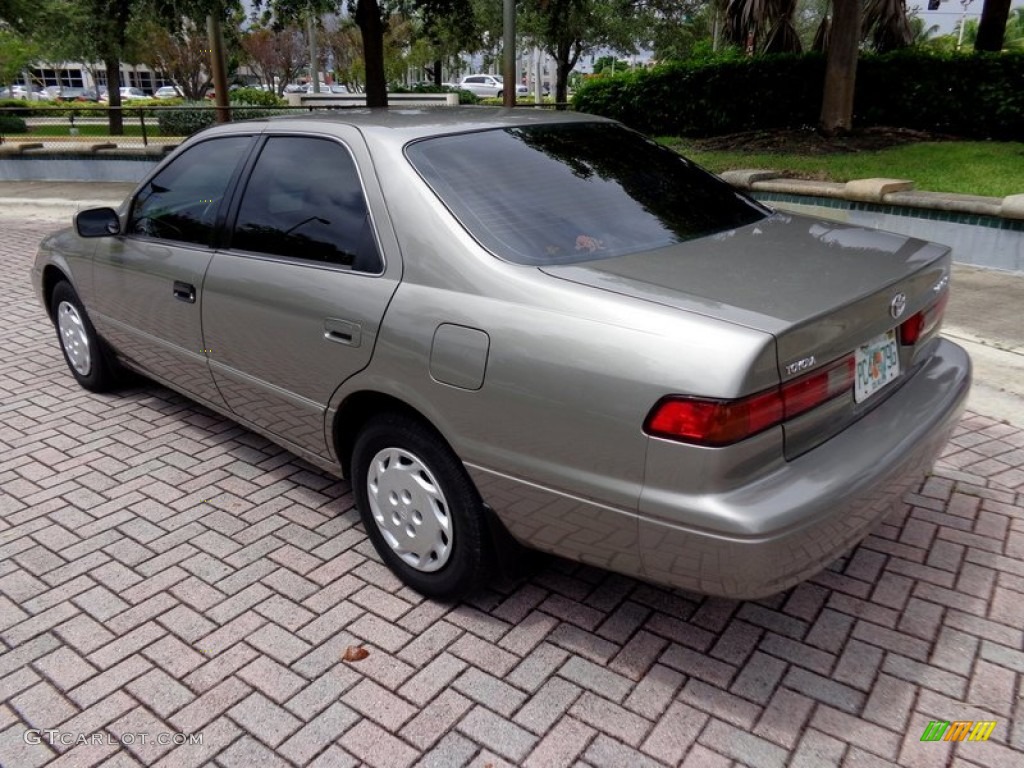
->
[[324, 318, 361, 347], [173, 281, 196, 304]]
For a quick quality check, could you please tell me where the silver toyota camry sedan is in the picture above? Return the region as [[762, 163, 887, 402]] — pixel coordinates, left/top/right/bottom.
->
[[32, 109, 971, 600]]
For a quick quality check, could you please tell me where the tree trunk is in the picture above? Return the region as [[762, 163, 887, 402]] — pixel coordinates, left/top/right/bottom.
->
[[105, 57, 124, 136], [554, 41, 571, 105], [356, 0, 387, 107], [819, 0, 859, 135], [208, 14, 231, 124], [975, 0, 1012, 51], [432, 58, 442, 87]]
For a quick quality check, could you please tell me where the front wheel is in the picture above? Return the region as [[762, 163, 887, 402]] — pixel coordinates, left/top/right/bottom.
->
[[495, 90, 503, 99], [351, 413, 488, 600], [50, 281, 121, 392]]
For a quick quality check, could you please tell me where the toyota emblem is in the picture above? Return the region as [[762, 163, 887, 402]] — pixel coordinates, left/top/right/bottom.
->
[[890, 292, 907, 319]]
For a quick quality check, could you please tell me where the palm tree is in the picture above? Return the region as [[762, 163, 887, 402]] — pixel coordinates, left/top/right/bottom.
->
[[725, 0, 802, 53], [763, 0, 802, 52], [1003, 7, 1024, 50], [862, 0, 912, 52], [908, 15, 941, 45]]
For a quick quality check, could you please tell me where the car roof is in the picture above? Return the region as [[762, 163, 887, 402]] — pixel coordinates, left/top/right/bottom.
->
[[198, 107, 614, 147]]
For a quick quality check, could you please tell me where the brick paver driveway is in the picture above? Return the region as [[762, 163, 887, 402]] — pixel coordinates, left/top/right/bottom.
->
[[2, 215, 1023, 768]]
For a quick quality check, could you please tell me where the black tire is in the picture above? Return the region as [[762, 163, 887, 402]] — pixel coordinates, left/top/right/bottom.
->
[[50, 281, 121, 392], [495, 90, 503, 99], [351, 412, 488, 600]]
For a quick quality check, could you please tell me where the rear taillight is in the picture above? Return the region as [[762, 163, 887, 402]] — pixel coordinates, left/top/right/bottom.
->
[[645, 390, 783, 447], [782, 356, 855, 420], [645, 354, 855, 447], [900, 291, 949, 345]]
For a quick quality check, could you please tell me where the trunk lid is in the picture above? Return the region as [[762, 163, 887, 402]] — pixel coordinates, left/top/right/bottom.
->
[[542, 211, 952, 457]]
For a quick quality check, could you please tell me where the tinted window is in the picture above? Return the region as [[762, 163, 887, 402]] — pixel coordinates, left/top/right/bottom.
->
[[128, 136, 251, 246], [231, 136, 380, 272], [406, 122, 768, 265]]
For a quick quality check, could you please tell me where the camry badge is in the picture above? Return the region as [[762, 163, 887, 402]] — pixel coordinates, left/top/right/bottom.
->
[[890, 292, 907, 319]]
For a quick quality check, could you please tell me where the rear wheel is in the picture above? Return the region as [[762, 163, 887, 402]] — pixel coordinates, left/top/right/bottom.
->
[[50, 281, 121, 392], [351, 412, 488, 600]]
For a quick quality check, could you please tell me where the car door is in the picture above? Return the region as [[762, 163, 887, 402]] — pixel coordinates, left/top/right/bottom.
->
[[89, 134, 256, 404], [201, 131, 401, 458]]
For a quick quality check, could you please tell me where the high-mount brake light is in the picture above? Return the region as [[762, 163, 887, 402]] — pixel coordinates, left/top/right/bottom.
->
[[646, 355, 856, 447]]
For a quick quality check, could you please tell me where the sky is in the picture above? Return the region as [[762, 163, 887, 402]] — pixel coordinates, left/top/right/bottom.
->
[[916, 0, 1024, 35]]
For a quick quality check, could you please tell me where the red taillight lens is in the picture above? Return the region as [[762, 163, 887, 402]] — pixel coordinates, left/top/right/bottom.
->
[[900, 291, 949, 345], [646, 355, 855, 447], [782, 355, 855, 419], [645, 389, 783, 447]]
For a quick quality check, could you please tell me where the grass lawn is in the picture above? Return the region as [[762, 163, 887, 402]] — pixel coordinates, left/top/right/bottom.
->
[[29, 125, 161, 137], [660, 139, 1024, 199]]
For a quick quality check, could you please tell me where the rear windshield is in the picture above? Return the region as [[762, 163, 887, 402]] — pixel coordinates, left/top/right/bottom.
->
[[405, 122, 768, 265]]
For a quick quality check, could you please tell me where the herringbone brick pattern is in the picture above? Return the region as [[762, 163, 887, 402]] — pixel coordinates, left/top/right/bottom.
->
[[1, 217, 1022, 767]]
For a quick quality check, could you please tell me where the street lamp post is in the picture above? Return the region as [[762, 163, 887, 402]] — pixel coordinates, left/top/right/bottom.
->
[[956, 0, 975, 50]]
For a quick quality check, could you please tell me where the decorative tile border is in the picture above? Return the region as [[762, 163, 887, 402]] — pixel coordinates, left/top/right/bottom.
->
[[752, 192, 1024, 232]]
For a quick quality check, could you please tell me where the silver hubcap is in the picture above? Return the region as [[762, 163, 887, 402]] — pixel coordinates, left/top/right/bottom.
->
[[57, 300, 92, 376], [366, 447, 453, 572]]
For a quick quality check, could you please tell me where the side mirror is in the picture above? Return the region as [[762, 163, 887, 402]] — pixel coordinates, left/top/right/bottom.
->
[[75, 207, 121, 238]]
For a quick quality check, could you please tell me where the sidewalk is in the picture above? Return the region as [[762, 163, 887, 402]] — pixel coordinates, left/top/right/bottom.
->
[[3, 180, 1021, 428]]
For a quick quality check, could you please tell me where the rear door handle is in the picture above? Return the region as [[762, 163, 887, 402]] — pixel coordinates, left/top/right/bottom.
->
[[324, 318, 361, 347], [173, 281, 196, 304]]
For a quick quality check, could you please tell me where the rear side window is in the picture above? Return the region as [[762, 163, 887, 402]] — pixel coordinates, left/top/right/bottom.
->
[[406, 122, 768, 265], [230, 136, 381, 272]]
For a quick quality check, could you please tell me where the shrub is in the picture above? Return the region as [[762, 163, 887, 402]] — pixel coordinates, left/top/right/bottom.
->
[[394, 83, 480, 105], [156, 103, 216, 136], [155, 102, 284, 136], [229, 87, 284, 106], [0, 99, 30, 116], [451, 88, 479, 105], [573, 51, 1024, 140], [0, 114, 28, 134]]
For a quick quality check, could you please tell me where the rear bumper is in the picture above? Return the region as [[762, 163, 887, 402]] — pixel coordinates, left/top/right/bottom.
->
[[638, 338, 971, 599]]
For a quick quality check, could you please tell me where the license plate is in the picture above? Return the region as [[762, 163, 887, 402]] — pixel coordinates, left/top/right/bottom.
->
[[855, 330, 900, 403]]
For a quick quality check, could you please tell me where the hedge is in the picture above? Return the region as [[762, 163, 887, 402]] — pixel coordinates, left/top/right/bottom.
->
[[155, 103, 296, 136], [392, 83, 480, 105], [228, 87, 285, 106], [0, 114, 28, 134], [572, 51, 1024, 140]]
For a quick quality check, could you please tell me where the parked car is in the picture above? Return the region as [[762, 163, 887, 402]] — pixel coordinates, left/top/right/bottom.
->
[[457, 74, 528, 98], [154, 86, 181, 99], [48, 87, 99, 102], [99, 86, 148, 101], [6, 84, 50, 101], [33, 109, 970, 601]]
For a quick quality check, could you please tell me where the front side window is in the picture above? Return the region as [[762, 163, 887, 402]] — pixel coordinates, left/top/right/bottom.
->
[[230, 136, 381, 272], [128, 136, 251, 246], [406, 122, 768, 266]]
